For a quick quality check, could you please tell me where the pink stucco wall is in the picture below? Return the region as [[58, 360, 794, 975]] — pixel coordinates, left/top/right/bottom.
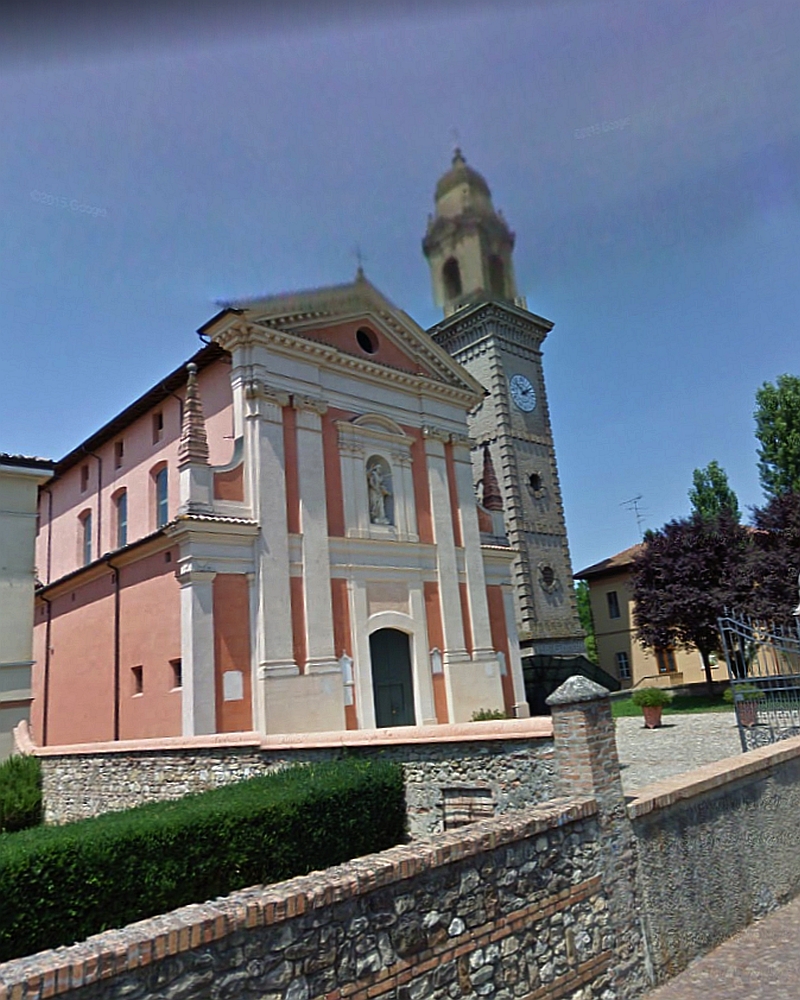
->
[[36, 359, 235, 585], [31, 545, 181, 746]]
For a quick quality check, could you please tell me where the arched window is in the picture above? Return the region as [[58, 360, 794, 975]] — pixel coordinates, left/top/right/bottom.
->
[[488, 255, 505, 296], [154, 466, 169, 528], [114, 489, 128, 548], [442, 257, 462, 300], [79, 510, 92, 566]]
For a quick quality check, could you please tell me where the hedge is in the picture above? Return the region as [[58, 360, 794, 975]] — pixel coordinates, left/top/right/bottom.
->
[[0, 758, 405, 962], [0, 754, 42, 834]]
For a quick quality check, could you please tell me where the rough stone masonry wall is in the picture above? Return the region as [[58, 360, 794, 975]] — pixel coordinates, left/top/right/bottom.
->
[[0, 798, 627, 1000], [31, 724, 555, 838], [629, 733, 800, 982]]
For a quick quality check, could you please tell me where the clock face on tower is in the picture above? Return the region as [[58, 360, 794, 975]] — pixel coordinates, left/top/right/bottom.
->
[[509, 374, 536, 412]]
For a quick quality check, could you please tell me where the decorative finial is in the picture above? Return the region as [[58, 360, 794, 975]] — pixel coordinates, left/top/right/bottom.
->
[[353, 244, 367, 281], [178, 362, 210, 467], [452, 146, 465, 167], [481, 443, 504, 512]]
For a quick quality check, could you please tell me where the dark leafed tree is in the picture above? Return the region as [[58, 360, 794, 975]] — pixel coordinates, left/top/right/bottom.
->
[[745, 491, 800, 624], [632, 511, 751, 692], [754, 374, 800, 499], [689, 460, 740, 522], [574, 580, 598, 664]]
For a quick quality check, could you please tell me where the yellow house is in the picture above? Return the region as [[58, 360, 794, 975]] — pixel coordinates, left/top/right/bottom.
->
[[575, 544, 722, 690], [0, 453, 55, 759]]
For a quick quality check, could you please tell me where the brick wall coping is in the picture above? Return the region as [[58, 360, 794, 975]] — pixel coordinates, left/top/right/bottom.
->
[[627, 733, 800, 819], [15, 718, 553, 758], [0, 796, 595, 998]]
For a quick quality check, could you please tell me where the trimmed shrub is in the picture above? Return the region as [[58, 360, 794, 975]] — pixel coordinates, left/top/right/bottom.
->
[[0, 755, 42, 834], [630, 687, 673, 708], [471, 708, 508, 721], [0, 758, 405, 962]]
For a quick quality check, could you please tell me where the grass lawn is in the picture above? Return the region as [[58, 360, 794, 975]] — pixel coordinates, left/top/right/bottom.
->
[[611, 693, 733, 718]]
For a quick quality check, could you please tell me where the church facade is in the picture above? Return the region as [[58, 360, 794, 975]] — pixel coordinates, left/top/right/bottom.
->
[[423, 151, 584, 654], [31, 275, 527, 746]]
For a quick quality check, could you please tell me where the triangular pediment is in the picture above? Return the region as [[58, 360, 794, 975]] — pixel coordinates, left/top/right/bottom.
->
[[223, 277, 485, 398]]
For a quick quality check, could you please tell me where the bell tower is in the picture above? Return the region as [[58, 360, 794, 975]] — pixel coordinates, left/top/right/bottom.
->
[[422, 149, 523, 316], [424, 151, 585, 656]]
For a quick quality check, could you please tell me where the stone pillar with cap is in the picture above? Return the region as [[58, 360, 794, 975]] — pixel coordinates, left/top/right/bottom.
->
[[546, 675, 651, 997]]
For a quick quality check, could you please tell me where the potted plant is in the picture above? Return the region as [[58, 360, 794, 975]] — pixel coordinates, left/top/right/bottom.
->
[[631, 687, 673, 729], [724, 683, 763, 728]]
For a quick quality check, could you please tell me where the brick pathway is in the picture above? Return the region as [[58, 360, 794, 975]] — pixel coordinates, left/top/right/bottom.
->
[[644, 892, 800, 998]]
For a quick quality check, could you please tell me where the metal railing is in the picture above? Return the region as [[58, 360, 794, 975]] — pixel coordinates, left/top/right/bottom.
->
[[718, 611, 800, 751]]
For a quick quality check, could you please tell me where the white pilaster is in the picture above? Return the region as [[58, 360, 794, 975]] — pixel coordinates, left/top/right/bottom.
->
[[409, 583, 437, 725], [294, 396, 338, 674], [349, 578, 375, 729], [244, 380, 298, 713], [423, 427, 468, 665], [504, 584, 530, 717], [452, 435, 497, 662], [179, 567, 216, 736]]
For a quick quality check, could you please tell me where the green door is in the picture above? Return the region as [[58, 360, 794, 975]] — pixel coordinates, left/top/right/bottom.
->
[[370, 628, 416, 728]]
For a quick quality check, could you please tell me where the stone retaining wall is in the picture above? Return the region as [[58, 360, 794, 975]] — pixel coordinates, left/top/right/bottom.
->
[[0, 798, 635, 1000], [628, 732, 800, 981], [24, 721, 555, 838]]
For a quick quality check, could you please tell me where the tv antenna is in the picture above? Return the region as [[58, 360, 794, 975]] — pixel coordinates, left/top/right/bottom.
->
[[621, 495, 646, 539]]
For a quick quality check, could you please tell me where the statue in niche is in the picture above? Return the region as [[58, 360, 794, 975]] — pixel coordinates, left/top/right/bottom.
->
[[367, 457, 393, 525]]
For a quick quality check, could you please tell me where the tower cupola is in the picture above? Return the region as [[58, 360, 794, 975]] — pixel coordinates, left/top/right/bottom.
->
[[423, 149, 520, 316]]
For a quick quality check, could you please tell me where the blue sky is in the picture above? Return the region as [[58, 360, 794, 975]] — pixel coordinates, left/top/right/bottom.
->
[[2, 0, 799, 572]]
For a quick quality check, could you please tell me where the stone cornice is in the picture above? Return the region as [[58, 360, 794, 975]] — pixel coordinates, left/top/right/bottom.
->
[[220, 321, 483, 409]]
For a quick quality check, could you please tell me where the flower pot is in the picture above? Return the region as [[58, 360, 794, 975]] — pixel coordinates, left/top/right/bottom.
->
[[736, 701, 758, 728], [642, 705, 663, 729]]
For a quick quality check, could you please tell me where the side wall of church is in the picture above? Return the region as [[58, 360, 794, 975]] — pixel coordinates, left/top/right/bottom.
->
[[36, 360, 236, 586], [31, 544, 181, 746]]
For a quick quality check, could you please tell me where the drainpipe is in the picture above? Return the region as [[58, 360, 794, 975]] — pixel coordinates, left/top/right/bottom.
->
[[106, 555, 121, 740], [41, 594, 52, 746]]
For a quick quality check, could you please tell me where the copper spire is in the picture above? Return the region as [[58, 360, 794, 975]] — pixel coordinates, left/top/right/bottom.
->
[[481, 443, 503, 511], [178, 363, 210, 467]]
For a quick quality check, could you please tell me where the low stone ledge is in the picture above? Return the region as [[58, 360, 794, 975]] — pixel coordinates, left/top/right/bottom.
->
[[19, 717, 553, 758], [627, 732, 800, 819], [0, 796, 596, 998]]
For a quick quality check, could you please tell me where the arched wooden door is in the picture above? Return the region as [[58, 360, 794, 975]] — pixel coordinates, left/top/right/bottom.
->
[[370, 628, 416, 728]]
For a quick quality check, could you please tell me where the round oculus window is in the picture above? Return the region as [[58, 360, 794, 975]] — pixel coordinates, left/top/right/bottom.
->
[[356, 327, 378, 354]]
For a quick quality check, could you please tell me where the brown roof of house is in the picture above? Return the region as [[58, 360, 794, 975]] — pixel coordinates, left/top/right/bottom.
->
[[574, 543, 644, 580], [0, 454, 56, 471]]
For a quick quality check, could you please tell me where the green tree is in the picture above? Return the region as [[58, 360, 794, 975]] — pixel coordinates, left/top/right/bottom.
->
[[754, 374, 800, 498], [632, 510, 751, 692], [689, 460, 740, 522], [574, 580, 598, 664], [745, 490, 800, 624]]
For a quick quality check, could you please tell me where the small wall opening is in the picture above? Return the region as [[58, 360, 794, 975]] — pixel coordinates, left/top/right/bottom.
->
[[442, 257, 463, 300], [488, 255, 505, 297]]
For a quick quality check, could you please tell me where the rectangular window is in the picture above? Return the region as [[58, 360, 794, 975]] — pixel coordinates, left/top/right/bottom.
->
[[615, 651, 631, 679], [114, 440, 124, 469], [131, 665, 143, 695], [170, 658, 182, 689], [81, 512, 92, 565], [116, 491, 128, 548], [656, 647, 677, 674], [80, 465, 90, 492], [607, 590, 621, 619], [155, 467, 169, 527], [152, 411, 164, 444]]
